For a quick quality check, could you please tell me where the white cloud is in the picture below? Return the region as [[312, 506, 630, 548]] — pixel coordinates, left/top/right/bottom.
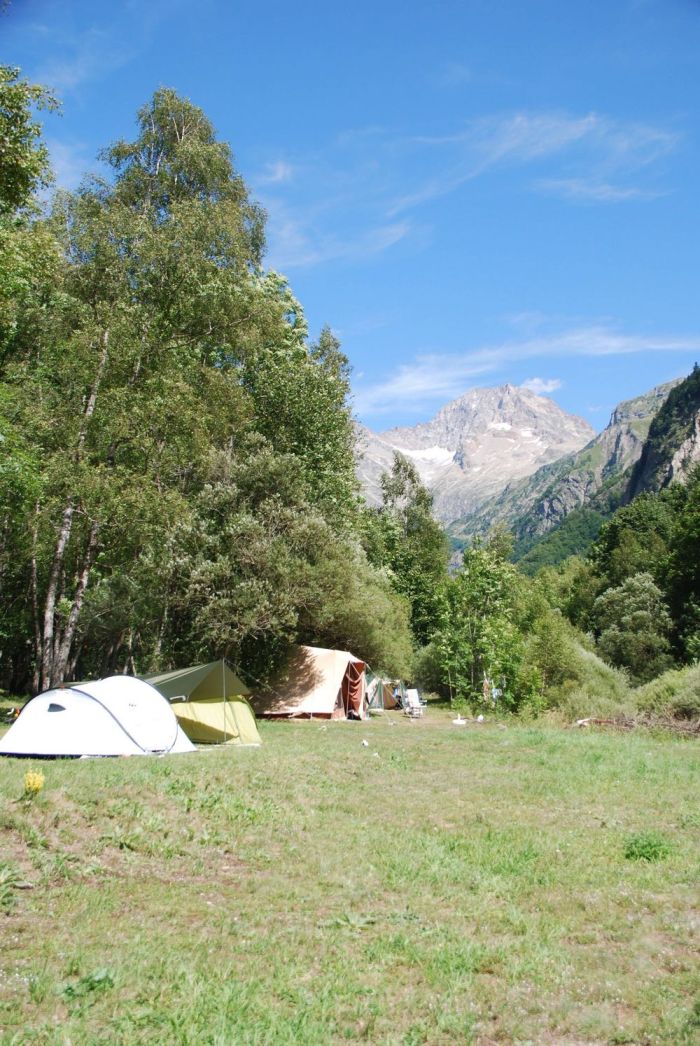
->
[[32, 3, 184, 95], [356, 324, 700, 416], [522, 377, 563, 394], [252, 107, 678, 272], [265, 204, 413, 270], [258, 160, 295, 185]]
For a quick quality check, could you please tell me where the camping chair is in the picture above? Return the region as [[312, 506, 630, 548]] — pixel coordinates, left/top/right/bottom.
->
[[404, 689, 424, 718]]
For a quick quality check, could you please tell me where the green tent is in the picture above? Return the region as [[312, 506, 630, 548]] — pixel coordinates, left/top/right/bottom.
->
[[143, 661, 261, 746], [366, 670, 404, 711]]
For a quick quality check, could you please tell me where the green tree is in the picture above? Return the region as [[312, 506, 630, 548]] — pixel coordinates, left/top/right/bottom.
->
[[665, 465, 700, 660], [0, 83, 414, 691], [3, 87, 272, 690], [365, 453, 449, 645], [0, 65, 57, 213], [241, 312, 359, 524], [433, 546, 524, 707], [591, 572, 673, 683], [589, 489, 682, 589], [0, 90, 284, 685]]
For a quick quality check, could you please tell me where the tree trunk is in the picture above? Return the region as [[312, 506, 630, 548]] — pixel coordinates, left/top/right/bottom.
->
[[121, 629, 135, 675], [39, 329, 109, 689], [40, 499, 75, 690], [152, 600, 169, 666], [30, 505, 42, 694], [53, 519, 100, 683]]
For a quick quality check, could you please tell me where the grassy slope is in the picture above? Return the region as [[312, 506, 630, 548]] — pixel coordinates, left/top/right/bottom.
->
[[0, 715, 699, 1045]]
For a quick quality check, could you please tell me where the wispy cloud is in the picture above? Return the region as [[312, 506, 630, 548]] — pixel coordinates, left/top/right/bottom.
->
[[356, 324, 700, 415], [258, 160, 295, 185], [522, 377, 563, 394], [434, 61, 472, 87], [252, 107, 678, 272], [388, 111, 678, 214], [265, 204, 413, 269], [36, 28, 132, 93], [32, 2, 183, 95], [536, 178, 663, 202]]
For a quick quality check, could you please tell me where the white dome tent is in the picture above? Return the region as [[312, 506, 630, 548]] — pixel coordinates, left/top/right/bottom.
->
[[0, 676, 195, 758]]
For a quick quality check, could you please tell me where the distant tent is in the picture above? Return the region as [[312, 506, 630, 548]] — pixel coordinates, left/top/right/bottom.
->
[[144, 661, 261, 746], [250, 645, 368, 720], [0, 676, 195, 758], [366, 671, 403, 711]]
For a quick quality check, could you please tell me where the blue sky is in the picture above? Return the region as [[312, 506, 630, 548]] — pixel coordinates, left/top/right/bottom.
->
[[4, 0, 700, 430]]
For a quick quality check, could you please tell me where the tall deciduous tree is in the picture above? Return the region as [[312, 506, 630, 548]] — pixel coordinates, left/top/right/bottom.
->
[[433, 546, 524, 706], [0, 65, 56, 213], [365, 453, 449, 645]]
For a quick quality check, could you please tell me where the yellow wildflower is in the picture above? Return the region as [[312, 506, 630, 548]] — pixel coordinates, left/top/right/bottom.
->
[[23, 769, 45, 797]]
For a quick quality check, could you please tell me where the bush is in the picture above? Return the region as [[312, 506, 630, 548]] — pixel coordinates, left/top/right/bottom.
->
[[546, 641, 633, 721], [635, 662, 700, 719]]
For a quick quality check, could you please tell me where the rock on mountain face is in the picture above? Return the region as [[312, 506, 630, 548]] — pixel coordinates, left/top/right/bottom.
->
[[448, 379, 682, 549], [356, 384, 594, 522], [628, 366, 700, 498]]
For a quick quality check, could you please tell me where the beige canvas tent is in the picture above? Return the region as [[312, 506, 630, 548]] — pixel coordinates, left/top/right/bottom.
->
[[251, 645, 368, 720], [144, 661, 261, 746]]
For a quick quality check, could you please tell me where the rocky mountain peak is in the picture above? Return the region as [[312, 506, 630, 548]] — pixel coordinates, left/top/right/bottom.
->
[[356, 384, 595, 522]]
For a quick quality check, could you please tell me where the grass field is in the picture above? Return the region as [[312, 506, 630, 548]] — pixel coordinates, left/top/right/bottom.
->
[[0, 711, 699, 1044]]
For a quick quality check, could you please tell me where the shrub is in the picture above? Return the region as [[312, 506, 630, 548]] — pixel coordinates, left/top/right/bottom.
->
[[635, 662, 700, 719], [413, 641, 449, 699], [546, 641, 633, 721]]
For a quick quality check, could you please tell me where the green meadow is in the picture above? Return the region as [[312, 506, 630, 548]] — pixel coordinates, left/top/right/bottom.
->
[[0, 714, 698, 1045]]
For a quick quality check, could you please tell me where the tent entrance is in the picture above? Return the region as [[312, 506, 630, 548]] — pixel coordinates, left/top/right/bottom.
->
[[341, 660, 366, 719]]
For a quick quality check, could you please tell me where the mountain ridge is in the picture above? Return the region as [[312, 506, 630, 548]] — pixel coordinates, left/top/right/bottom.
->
[[356, 383, 594, 522], [448, 379, 682, 552]]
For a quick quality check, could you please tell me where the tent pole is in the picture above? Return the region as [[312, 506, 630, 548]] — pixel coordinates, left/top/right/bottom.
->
[[222, 658, 227, 741]]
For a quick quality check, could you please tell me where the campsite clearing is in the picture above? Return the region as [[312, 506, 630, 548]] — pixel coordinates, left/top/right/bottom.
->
[[0, 713, 698, 1044]]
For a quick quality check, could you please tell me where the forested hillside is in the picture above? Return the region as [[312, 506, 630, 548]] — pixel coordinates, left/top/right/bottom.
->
[[628, 363, 700, 497], [516, 367, 700, 572]]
